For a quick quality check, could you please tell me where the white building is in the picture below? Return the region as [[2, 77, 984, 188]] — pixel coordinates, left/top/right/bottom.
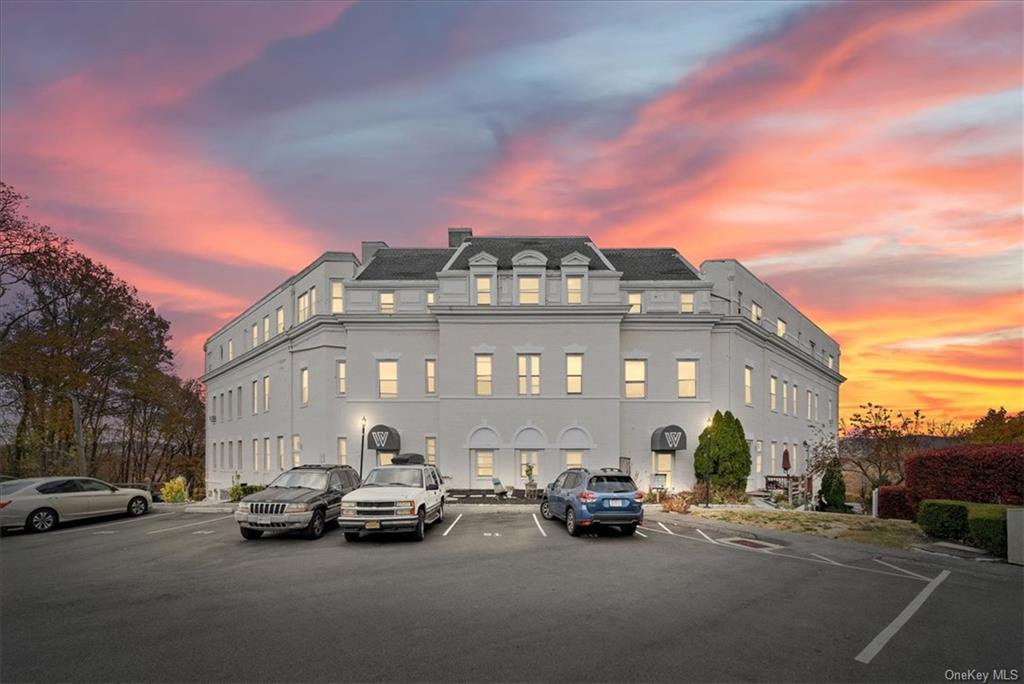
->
[[201, 229, 843, 499]]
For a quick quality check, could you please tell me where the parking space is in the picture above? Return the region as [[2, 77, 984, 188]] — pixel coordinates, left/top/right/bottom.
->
[[2, 505, 1021, 682]]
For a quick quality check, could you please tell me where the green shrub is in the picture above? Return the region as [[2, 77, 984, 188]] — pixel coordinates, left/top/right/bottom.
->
[[693, 410, 751, 492], [917, 500, 969, 539], [160, 476, 188, 503], [229, 482, 265, 502], [965, 502, 1009, 556], [820, 460, 846, 512]]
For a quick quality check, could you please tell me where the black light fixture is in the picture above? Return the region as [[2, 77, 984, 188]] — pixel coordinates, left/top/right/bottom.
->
[[358, 416, 367, 482]]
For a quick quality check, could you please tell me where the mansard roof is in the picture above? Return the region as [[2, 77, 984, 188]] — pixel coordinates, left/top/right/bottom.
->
[[355, 248, 455, 280], [601, 248, 701, 281], [447, 236, 609, 271]]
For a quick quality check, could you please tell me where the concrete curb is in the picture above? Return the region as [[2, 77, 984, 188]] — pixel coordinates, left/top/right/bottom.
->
[[182, 502, 238, 514]]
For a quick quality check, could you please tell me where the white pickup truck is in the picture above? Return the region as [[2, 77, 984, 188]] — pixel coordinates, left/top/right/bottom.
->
[[338, 454, 445, 542]]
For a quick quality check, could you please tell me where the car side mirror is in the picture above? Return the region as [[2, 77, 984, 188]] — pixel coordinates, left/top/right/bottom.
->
[[426, 483, 439, 491]]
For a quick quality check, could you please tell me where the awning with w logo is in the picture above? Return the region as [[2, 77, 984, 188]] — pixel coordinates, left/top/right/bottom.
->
[[367, 424, 401, 451], [651, 425, 686, 451]]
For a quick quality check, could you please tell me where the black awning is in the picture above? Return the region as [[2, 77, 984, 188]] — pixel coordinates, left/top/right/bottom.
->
[[651, 425, 686, 451], [367, 424, 401, 451]]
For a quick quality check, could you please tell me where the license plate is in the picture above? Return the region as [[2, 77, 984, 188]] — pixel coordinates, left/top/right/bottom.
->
[[608, 499, 624, 508], [256, 517, 271, 525], [365, 520, 381, 530]]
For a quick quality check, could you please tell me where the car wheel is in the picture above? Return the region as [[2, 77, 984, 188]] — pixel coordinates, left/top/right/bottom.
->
[[435, 502, 444, 525], [344, 532, 360, 542], [411, 508, 426, 542], [540, 499, 553, 520], [303, 509, 326, 540], [127, 496, 148, 517], [27, 508, 58, 533], [565, 507, 580, 537], [240, 527, 263, 540], [621, 523, 637, 536]]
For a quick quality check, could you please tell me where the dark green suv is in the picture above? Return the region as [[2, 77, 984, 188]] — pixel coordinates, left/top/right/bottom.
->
[[234, 465, 359, 540]]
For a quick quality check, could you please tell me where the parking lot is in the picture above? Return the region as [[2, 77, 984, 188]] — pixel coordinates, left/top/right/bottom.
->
[[2, 505, 1022, 683]]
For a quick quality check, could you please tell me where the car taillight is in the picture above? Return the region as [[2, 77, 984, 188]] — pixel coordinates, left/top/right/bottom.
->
[[0, 501, 9, 509], [580, 490, 597, 502], [633, 491, 644, 502]]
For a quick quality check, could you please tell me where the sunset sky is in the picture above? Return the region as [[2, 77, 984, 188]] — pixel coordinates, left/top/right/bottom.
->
[[1, 0, 1021, 424]]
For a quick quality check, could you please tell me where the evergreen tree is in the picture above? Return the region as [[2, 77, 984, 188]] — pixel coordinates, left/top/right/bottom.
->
[[820, 459, 847, 512], [693, 410, 751, 492]]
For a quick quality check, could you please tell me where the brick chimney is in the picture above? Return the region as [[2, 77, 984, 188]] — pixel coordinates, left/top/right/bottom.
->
[[448, 227, 472, 248], [361, 241, 388, 264]]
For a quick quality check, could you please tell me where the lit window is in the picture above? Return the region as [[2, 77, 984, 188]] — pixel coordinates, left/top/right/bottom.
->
[[828, 354, 835, 370], [475, 354, 492, 396], [677, 360, 697, 398], [297, 293, 309, 323], [519, 450, 538, 479], [425, 358, 436, 394], [744, 366, 753, 405], [770, 376, 778, 411], [337, 437, 348, 465], [680, 292, 694, 314], [300, 368, 309, 405], [228, 339, 234, 361], [475, 276, 492, 305], [755, 441, 763, 474], [426, 291, 435, 306], [792, 384, 798, 417], [624, 359, 646, 398], [379, 292, 394, 314], [292, 434, 301, 467], [807, 389, 813, 419], [263, 376, 270, 412], [751, 302, 763, 323], [425, 437, 436, 465], [566, 353, 583, 394], [628, 292, 642, 314], [518, 354, 541, 395], [566, 276, 583, 304], [263, 315, 269, 342], [277, 436, 285, 470], [276, 307, 284, 334], [777, 318, 787, 337], [331, 280, 344, 314], [378, 360, 398, 398], [264, 437, 271, 471], [337, 361, 346, 395], [654, 452, 673, 490], [309, 287, 316, 316], [783, 380, 789, 414], [770, 442, 777, 475], [519, 276, 541, 305], [253, 439, 259, 472], [251, 323, 258, 348], [252, 380, 258, 415], [565, 450, 584, 469], [475, 450, 494, 478]]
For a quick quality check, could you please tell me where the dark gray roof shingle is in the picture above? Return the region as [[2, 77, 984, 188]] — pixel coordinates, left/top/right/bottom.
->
[[447, 237, 609, 271], [602, 248, 701, 281], [356, 248, 455, 280]]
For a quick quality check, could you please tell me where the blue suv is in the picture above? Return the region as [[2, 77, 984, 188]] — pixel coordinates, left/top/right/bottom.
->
[[540, 467, 644, 536]]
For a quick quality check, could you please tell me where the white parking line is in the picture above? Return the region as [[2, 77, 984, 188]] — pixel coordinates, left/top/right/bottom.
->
[[812, 553, 841, 565], [531, 513, 548, 537], [634, 529, 648, 538], [147, 515, 233, 535], [658, 522, 675, 535], [442, 513, 463, 536], [696, 528, 719, 544], [855, 570, 950, 664], [49, 512, 174, 536], [872, 559, 931, 581]]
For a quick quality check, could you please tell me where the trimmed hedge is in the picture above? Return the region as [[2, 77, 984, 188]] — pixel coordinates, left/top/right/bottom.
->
[[877, 485, 915, 520], [917, 498, 1011, 556], [905, 445, 1023, 510]]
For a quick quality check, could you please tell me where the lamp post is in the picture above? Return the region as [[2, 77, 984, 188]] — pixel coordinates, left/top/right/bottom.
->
[[358, 416, 367, 482], [705, 416, 712, 509]]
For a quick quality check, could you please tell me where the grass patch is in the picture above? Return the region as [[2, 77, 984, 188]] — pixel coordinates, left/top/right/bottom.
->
[[688, 509, 928, 549]]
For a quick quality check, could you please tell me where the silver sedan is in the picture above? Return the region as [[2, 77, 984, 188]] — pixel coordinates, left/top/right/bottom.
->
[[0, 477, 153, 533]]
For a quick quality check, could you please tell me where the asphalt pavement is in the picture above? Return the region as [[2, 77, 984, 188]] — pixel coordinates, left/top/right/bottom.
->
[[1, 505, 1021, 683]]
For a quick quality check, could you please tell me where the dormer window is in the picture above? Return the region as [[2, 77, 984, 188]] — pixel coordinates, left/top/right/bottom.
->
[[518, 276, 541, 305], [566, 276, 583, 304], [777, 318, 787, 337], [379, 292, 394, 314], [680, 292, 694, 314], [751, 302, 763, 323], [628, 292, 642, 314], [475, 276, 492, 305]]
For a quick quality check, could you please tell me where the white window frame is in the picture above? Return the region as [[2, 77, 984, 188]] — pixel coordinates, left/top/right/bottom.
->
[[378, 360, 398, 399], [783, 380, 789, 415], [425, 358, 437, 395], [379, 291, 395, 315], [627, 292, 642, 314], [677, 360, 697, 399], [744, 366, 753, 405], [337, 360, 346, 396], [297, 292, 310, 324], [475, 275, 492, 305], [253, 438, 260, 472], [565, 353, 583, 395], [517, 354, 541, 396], [425, 437, 437, 465], [566, 275, 583, 305], [624, 359, 646, 399], [263, 375, 270, 412], [337, 437, 348, 465], [517, 275, 541, 305], [292, 434, 302, 467], [264, 437, 271, 472], [679, 292, 695, 314], [263, 315, 269, 342], [475, 354, 492, 396], [474, 449, 494, 479], [300, 367, 309, 406], [252, 379, 258, 415], [770, 376, 778, 411], [251, 323, 258, 348], [564, 450, 584, 469], [777, 318, 787, 337], [331, 280, 344, 314], [751, 302, 763, 323], [277, 436, 285, 470], [276, 307, 285, 334]]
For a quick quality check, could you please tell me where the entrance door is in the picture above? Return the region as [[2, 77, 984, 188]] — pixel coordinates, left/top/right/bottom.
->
[[378, 451, 398, 466], [652, 451, 674, 491]]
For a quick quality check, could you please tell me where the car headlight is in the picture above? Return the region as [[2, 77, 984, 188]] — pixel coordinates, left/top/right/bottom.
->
[[396, 500, 415, 515], [341, 501, 357, 510], [237, 502, 250, 513], [285, 503, 308, 513]]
